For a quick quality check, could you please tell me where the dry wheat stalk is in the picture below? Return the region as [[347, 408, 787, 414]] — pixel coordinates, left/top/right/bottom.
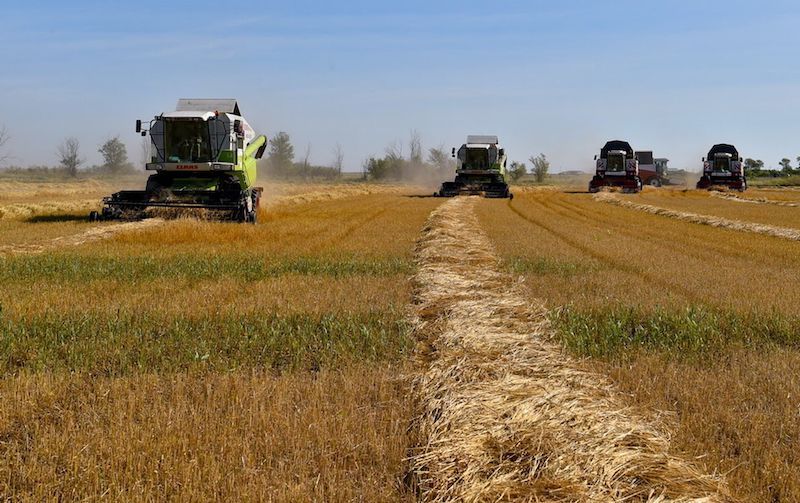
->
[[709, 191, 800, 207], [408, 196, 733, 502], [594, 192, 800, 242]]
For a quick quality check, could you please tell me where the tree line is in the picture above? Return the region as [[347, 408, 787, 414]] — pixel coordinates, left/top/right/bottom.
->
[[0, 125, 133, 176], [744, 157, 800, 177], [0, 123, 552, 182]]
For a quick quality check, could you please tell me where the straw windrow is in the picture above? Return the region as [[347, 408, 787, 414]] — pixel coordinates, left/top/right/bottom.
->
[[594, 191, 800, 241], [408, 197, 732, 502], [710, 190, 800, 207]]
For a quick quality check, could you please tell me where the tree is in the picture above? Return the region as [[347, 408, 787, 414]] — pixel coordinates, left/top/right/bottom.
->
[[57, 137, 83, 177], [409, 130, 423, 166], [364, 157, 390, 180], [0, 125, 10, 164], [529, 153, 550, 183], [267, 131, 294, 178], [428, 145, 454, 174], [299, 143, 312, 178], [779, 158, 793, 175], [507, 161, 527, 182], [98, 136, 130, 173], [332, 143, 344, 174], [744, 158, 764, 176]]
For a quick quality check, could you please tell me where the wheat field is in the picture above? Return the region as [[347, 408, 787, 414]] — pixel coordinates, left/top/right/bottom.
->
[[2, 180, 799, 501]]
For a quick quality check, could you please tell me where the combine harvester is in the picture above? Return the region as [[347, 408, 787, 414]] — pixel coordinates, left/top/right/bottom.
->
[[436, 135, 512, 198], [589, 140, 642, 193], [696, 144, 747, 191], [91, 99, 267, 223]]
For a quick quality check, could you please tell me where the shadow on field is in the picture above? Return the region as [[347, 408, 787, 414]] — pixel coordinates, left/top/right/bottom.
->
[[404, 194, 440, 199], [26, 213, 89, 223]]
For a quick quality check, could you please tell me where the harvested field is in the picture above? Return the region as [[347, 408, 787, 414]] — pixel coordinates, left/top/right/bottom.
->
[[0, 180, 437, 501], [409, 197, 729, 501], [478, 188, 800, 501], [594, 191, 800, 241], [630, 187, 800, 231], [3, 179, 799, 501]]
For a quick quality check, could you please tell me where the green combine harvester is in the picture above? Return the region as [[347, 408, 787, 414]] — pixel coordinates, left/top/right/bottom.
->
[[91, 99, 267, 223], [436, 135, 512, 198]]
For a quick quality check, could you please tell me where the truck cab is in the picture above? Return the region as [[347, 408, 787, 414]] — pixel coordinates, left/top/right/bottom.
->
[[635, 151, 670, 187]]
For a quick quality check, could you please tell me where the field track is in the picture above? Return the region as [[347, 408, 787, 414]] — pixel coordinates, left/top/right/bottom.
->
[[409, 196, 731, 501]]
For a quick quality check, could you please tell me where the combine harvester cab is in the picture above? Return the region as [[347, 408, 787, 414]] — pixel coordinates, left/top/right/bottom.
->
[[696, 144, 747, 191], [436, 135, 512, 198], [589, 140, 642, 193], [92, 99, 268, 223]]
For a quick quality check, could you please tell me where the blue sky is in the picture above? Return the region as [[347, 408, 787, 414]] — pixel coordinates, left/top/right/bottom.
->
[[1, 0, 799, 171]]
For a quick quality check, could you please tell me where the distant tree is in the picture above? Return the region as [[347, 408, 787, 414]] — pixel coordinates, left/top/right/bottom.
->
[[507, 161, 527, 182], [267, 132, 295, 178], [298, 143, 312, 178], [428, 145, 454, 175], [384, 141, 405, 179], [408, 130, 423, 166], [332, 143, 344, 174], [364, 157, 390, 180], [0, 125, 10, 164], [57, 137, 83, 177], [529, 153, 550, 183], [744, 158, 764, 176], [98, 136, 130, 173], [780, 158, 793, 175]]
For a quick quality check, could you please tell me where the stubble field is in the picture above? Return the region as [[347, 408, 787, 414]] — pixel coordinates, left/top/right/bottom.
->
[[1, 179, 798, 501]]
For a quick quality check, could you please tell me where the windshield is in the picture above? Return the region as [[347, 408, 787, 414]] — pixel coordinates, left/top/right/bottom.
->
[[165, 119, 211, 163], [713, 156, 730, 172], [464, 148, 490, 169], [655, 160, 668, 175], [607, 154, 625, 172]]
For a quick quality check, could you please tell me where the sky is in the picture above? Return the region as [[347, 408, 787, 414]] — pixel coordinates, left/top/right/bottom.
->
[[1, 0, 799, 172]]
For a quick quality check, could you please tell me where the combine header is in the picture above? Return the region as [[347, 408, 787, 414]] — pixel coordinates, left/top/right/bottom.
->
[[91, 99, 267, 223], [696, 144, 747, 191], [436, 135, 512, 198], [589, 140, 642, 193]]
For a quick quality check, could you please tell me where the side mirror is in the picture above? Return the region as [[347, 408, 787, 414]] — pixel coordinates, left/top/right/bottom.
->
[[255, 142, 267, 160], [451, 147, 456, 158], [593, 155, 597, 161], [234, 120, 243, 136], [499, 148, 505, 157], [702, 157, 705, 162], [135, 120, 142, 133]]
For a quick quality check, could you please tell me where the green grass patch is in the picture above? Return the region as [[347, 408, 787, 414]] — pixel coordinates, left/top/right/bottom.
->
[[750, 174, 800, 187], [0, 254, 412, 283], [0, 310, 410, 376], [553, 306, 800, 359], [504, 256, 590, 276]]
